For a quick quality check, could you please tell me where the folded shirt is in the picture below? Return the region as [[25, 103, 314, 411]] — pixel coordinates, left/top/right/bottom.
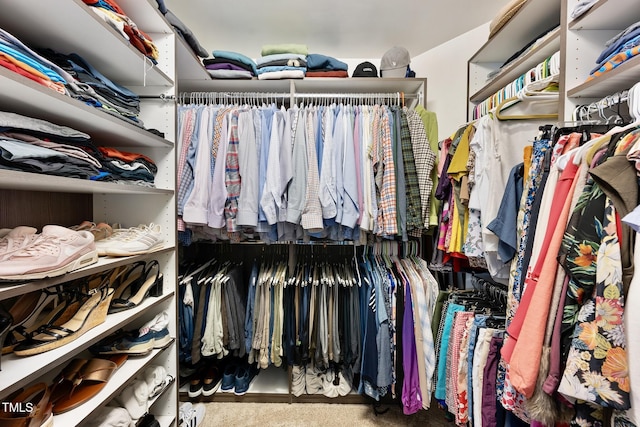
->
[[256, 53, 306, 67], [203, 57, 255, 74], [211, 50, 258, 75], [207, 69, 253, 80], [306, 54, 348, 71], [589, 45, 640, 79], [261, 44, 308, 56], [591, 34, 640, 74], [205, 62, 248, 72], [257, 69, 305, 80], [596, 24, 640, 64], [256, 65, 306, 75]]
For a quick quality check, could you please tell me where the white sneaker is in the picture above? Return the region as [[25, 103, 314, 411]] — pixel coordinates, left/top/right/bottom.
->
[[0, 225, 97, 281], [180, 402, 205, 427], [99, 224, 164, 257], [0, 226, 39, 260]]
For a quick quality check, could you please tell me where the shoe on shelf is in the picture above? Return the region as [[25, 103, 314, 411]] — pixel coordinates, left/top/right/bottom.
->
[[144, 365, 174, 400], [220, 364, 239, 393], [0, 382, 53, 427], [13, 278, 114, 356], [116, 379, 149, 421], [70, 221, 113, 242], [188, 375, 203, 398], [0, 226, 38, 260], [109, 260, 163, 314], [0, 225, 98, 281], [50, 354, 128, 415], [234, 363, 258, 396], [202, 364, 223, 397], [97, 223, 164, 257], [109, 261, 146, 309], [2, 285, 61, 355], [89, 311, 171, 356]]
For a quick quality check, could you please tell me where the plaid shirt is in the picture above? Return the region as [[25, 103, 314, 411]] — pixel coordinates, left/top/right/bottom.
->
[[225, 110, 241, 235], [301, 107, 323, 231], [405, 108, 436, 231], [399, 110, 423, 236], [177, 107, 196, 230], [377, 106, 398, 236]]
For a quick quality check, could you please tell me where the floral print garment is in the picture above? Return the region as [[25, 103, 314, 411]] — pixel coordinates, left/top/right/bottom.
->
[[558, 197, 631, 415]]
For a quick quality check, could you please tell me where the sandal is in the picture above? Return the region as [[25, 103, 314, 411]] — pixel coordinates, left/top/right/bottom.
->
[[0, 382, 53, 427], [50, 354, 128, 414], [12, 277, 115, 357], [109, 260, 163, 314], [108, 261, 146, 313]]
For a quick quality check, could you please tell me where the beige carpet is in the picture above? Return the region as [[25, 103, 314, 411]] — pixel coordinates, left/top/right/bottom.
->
[[200, 402, 451, 427]]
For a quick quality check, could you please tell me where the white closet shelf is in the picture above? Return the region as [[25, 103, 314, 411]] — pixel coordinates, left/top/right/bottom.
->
[[469, 27, 560, 103], [0, 247, 174, 301], [567, 54, 640, 98], [569, 0, 640, 30], [0, 170, 173, 196], [178, 79, 292, 94], [0, 68, 173, 149], [0, 0, 173, 88], [178, 366, 290, 399], [0, 292, 174, 398], [149, 377, 176, 409], [53, 345, 173, 427], [293, 78, 427, 96], [469, 0, 560, 63]]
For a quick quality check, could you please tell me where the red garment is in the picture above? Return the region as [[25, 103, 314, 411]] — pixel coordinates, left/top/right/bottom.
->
[[98, 146, 155, 165], [0, 57, 66, 95], [305, 70, 349, 78]]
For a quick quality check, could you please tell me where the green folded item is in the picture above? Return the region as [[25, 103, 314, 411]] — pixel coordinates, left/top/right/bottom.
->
[[261, 44, 309, 56]]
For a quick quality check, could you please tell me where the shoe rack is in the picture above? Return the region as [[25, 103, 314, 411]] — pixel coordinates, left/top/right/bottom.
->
[[0, 1, 177, 426]]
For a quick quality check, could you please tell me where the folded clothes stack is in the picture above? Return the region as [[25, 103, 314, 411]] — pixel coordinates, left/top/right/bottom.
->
[[204, 50, 258, 79], [0, 111, 157, 186], [589, 21, 640, 80], [305, 53, 349, 78], [257, 44, 308, 80], [82, 0, 159, 63]]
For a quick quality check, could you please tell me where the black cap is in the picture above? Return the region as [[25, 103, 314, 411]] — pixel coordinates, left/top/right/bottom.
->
[[352, 61, 378, 78]]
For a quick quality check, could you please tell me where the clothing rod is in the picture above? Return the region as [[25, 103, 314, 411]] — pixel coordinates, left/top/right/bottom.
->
[[292, 92, 419, 99], [138, 94, 175, 100]]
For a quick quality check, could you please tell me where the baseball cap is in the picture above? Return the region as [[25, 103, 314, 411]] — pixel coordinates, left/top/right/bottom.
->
[[380, 46, 411, 78], [352, 61, 378, 77]]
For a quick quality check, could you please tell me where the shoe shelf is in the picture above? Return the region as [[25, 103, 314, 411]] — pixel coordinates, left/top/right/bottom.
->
[[181, 366, 291, 403], [0, 68, 173, 150], [0, 247, 175, 301], [0, 0, 173, 89], [0, 291, 174, 399], [53, 345, 172, 427]]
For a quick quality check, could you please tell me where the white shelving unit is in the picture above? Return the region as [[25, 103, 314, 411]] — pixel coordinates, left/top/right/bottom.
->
[[0, 1, 178, 426], [563, 0, 640, 118], [466, 0, 561, 118]]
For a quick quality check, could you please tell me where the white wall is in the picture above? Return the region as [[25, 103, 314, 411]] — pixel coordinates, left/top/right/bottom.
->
[[411, 23, 490, 141]]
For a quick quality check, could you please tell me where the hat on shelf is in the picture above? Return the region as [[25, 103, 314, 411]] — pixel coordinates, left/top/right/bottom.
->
[[380, 46, 411, 78], [352, 61, 378, 77]]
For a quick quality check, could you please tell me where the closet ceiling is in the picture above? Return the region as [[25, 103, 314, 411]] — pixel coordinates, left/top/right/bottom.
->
[[166, 0, 511, 59]]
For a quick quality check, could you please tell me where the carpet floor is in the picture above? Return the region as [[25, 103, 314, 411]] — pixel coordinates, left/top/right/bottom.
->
[[199, 402, 452, 427]]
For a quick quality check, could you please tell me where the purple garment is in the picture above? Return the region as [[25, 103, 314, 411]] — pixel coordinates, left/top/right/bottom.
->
[[205, 62, 248, 72], [482, 335, 503, 427], [542, 275, 569, 395], [401, 282, 422, 415]]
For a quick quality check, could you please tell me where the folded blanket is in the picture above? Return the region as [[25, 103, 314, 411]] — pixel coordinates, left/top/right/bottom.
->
[[261, 44, 308, 56], [489, 0, 528, 39]]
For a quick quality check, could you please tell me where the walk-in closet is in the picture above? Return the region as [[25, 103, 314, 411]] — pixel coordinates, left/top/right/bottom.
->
[[1, 0, 640, 426]]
